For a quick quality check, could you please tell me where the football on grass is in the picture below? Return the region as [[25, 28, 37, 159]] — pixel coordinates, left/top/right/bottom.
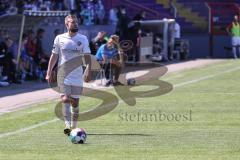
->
[[69, 128, 87, 144]]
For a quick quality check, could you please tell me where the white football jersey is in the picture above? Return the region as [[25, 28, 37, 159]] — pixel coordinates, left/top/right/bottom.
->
[[52, 33, 91, 86]]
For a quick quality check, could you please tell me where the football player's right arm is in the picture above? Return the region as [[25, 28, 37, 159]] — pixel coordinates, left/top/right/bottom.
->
[[46, 36, 60, 82], [46, 53, 58, 82]]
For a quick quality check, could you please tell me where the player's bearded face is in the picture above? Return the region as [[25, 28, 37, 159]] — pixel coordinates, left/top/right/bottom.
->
[[68, 18, 79, 33]]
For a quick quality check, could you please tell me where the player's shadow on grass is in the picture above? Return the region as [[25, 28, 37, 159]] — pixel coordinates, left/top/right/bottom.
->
[[88, 133, 153, 136]]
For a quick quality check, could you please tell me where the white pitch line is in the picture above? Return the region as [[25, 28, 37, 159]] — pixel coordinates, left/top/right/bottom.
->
[[0, 108, 49, 120], [26, 108, 49, 114], [0, 118, 59, 138], [163, 73, 184, 81], [174, 66, 240, 88], [0, 66, 240, 139]]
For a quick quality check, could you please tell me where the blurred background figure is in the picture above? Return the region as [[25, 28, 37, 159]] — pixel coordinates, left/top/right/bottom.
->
[[226, 15, 240, 59], [80, 0, 95, 26], [52, 0, 65, 11], [0, 39, 10, 86], [0, 37, 20, 84], [95, 0, 105, 24], [133, 10, 146, 21], [172, 21, 181, 40], [169, 21, 181, 60], [90, 31, 108, 55], [20, 32, 39, 82], [108, 6, 118, 26], [66, 0, 77, 13], [152, 33, 163, 62], [24, 0, 38, 11], [34, 28, 49, 81], [115, 5, 130, 40], [0, 0, 11, 16]]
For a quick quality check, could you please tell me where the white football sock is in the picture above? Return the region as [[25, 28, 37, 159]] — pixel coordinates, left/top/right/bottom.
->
[[71, 106, 79, 129], [62, 103, 71, 128]]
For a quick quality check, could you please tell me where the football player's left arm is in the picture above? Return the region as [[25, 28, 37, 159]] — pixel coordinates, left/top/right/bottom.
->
[[83, 38, 92, 82], [83, 54, 91, 82]]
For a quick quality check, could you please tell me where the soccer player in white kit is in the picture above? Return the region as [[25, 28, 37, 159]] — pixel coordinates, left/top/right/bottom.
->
[[46, 15, 91, 136]]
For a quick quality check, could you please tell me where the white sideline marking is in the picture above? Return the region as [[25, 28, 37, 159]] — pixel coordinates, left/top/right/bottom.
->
[[26, 108, 48, 114], [0, 118, 59, 138], [174, 66, 240, 88], [0, 66, 239, 139], [163, 73, 184, 81], [1, 108, 49, 120]]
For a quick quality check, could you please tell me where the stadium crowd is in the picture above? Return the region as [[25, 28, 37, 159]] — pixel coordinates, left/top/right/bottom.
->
[[0, 0, 186, 87], [0, 28, 50, 86], [0, 0, 106, 25]]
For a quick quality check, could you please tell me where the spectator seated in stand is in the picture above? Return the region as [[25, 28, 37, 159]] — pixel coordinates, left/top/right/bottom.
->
[[0, 37, 21, 84], [0, 41, 10, 86], [20, 33, 36, 81], [151, 33, 164, 62], [34, 28, 49, 81]]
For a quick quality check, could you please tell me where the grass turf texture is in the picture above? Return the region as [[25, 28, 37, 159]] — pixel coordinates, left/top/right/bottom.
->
[[0, 60, 240, 160]]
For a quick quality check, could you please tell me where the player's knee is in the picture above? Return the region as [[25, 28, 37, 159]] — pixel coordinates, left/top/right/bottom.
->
[[61, 95, 70, 103]]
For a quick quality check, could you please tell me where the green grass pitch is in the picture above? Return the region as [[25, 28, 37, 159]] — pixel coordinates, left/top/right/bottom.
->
[[0, 60, 240, 160]]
